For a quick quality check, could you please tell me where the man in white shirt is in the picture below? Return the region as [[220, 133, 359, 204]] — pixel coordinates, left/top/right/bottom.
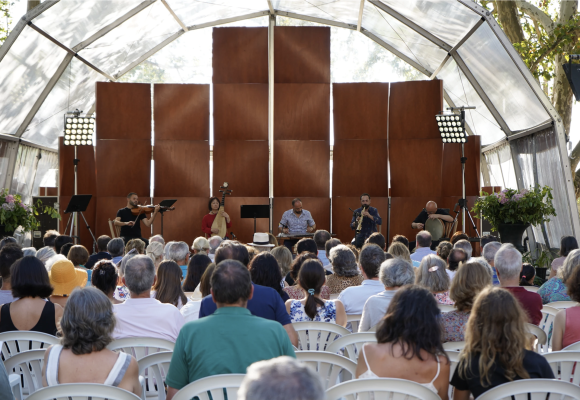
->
[[314, 230, 331, 271], [113, 255, 184, 341], [410, 230, 436, 265]]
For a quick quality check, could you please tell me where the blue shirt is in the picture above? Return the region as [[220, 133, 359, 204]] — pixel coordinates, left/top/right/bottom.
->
[[492, 267, 500, 286], [350, 206, 382, 239], [410, 247, 436, 263], [199, 283, 292, 326], [180, 265, 187, 279], [279, 209, 315, 233]]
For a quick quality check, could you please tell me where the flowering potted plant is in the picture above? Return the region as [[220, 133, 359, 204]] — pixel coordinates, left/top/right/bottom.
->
[[471, 186, 556, 252], [0, 189, 60, 236]]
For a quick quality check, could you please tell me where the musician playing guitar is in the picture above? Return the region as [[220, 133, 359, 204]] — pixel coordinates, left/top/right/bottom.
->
[[202, 196, 231, 238], [411, 201, 453, 230], [278, 198, 316, 251], [114, 192, 159, 245]]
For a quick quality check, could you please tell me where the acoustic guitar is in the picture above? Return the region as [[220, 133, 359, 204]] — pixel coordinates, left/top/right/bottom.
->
[[211, 182, 232, 239]]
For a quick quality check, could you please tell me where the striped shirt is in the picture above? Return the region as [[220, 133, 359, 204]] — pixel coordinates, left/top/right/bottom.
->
[[279, 209, 315, 233]]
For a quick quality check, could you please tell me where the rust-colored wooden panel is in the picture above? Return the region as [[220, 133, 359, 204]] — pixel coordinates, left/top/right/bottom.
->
[[274, 27, 330, 83], [59, 195, 97, 249], [59, 137, 97, 197], [389, 197, 442, 246], [332, 140, 388, 197], [389, 139, 442, 198], [40, 187, 58, 196], [94, 197, 131, 241], [274, 141, 329, 197], [441, 136, 481, 197], [481, 186, 501, 194], [273, 197, 330, 234], [213, 27, 268, 84], [213, 84, 268, 141], [223, 197, 270, 244], [389, 80, 443, 140], [274, 84, 329, 141], [332, 197, 389, 244], [154, 141, 209, 197], [154, 84, 209, 141], [152, 197, 208, 243], [213, 141, 268, 197], [333, 83, 389, 140], [96, 82, 151, 140], [96, 140, 150, 197]]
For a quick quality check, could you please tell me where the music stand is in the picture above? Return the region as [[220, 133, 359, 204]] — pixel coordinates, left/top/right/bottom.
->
[[241, 205, 270, 234], [158, 199, 177, 238], [64, 195, 97, 252]]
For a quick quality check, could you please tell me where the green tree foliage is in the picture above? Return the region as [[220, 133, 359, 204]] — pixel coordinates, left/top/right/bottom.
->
[[0, 0, 13, 44]]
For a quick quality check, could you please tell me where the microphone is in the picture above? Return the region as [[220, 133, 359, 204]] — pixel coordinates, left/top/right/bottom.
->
[[230, 231, 237, 240]]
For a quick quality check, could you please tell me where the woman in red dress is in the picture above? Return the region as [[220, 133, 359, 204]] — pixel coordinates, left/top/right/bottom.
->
[[201, 197, 232, 238]]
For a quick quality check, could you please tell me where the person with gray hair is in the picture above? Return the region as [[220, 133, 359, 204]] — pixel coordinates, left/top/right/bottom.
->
[[415, 254, 454, 305], [107, 238, 125, 265], [112, 255, 184, 341], [538, 248, 580, 304], [482, 241, 502, 285], [495, 243, 542, 325], [326, 244, 364, 294], [36, 246, 56, 265], [149, 234, 165, 245], [359, 258, 415, 332], [238, 356, 325, 400], [22, 247, 36, 257], [41, 287, 141, 396], [410, 230, 435, 266], [113, 250, 138, 301], [165, 241, 190, 279], [453, 239, 473, 260], [208, 235, 223, 261]]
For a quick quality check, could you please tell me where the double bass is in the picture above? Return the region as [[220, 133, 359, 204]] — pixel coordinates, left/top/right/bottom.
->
[[211, 182, 232, 238]]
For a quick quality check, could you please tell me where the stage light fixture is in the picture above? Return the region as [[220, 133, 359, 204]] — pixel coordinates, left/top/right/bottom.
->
[[435, 110, 468, 144], [64, 110, 94, 146]]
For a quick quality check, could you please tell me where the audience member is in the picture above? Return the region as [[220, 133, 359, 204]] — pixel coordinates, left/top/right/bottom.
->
[[164, 241, 176, 260], [107, 238, 125, 265], [324, 238, 341, 261], [125, 238, 145, 255], [149, 234, 165, 245], [49, 259, 88, 308], [392, 234, 409, 248], [314, 229, 332, 269], [43, 230, 59, 250], [326, 245, 364, 294], [238, 356, 325, 400], [447, 248, 467, 280], [549, 236, 578, 279], [387, 241, 412, 263], [482, 241, 501, 285], [113, 255, 184, 341], [85, 235, 112, 269], [0, 237, 16, 250], [268, 233, 278, 247], [436, 241, 453, 261], [246, 245, 258, 263], [296, 238, 317, 256], [410, 231, 435, 265], [215, 240, 249, 266], [416, 254, 453, 305], [356, 285, 450, 398], [22, 247, 36, 257], [67, 245, 91, 284], [538, 248, 580, 304], [165, 260, 295, 399], [450, 231, 469, 245], [552, 264, 580, 351], [151, 260, 187, 309], [165, 241, 190, 279], [145, 241, 164, 270], [55, 235, 73, 255], [495, 244, 542, 325], [207, 236, 222, 261], [249, 252, 289, 301], [346, 244, 359, 261], [366, 232, 386, 251], [45, 252, 67, 271], [182, 254, 212, 293], [36, 246, 56, 265], [442, 261, 492, 342], [92, 260, 123, 304], [453, 239, 472, 261], [0, 256, 63, 335], [0, 244, 22, 304], [271, 246, 293, 278], [248, 233, 276, 253], [286, 259, 347, 330], [181, 263, 215, 323], [0, 359, 12, 400], [359, 258, 415, 332], [42, 287, 141, 395], [479, 234, 499, 248], [519, 263, 536, 286], [284, 253, 331, 300], [113, 251, 137, 301], [192, 236, 210, 255], [451, 287, 554, 399], [60, 242, 73, 257]]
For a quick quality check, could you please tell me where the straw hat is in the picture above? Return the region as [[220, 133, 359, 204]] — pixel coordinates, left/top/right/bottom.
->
[[49, 259, 88, 296]]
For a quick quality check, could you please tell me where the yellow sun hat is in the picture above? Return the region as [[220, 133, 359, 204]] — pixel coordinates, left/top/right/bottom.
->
[[49, 259, 88, 296]]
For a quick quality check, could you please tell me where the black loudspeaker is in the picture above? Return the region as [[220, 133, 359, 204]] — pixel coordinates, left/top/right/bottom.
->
[[31, 196, 58, 250], [563, 58, 580, 101]]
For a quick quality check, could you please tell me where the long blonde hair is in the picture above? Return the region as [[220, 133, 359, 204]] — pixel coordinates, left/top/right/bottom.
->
[[388, 242, 411, 262], [450, 261, 492, 312], [459, 287, 530, 387]]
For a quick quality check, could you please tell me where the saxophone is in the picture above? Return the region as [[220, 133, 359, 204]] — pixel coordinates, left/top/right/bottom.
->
[[356, 205, 368, 233]]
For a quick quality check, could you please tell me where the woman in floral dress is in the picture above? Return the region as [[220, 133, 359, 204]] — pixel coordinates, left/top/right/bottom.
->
[[416, 255, 454, 305]]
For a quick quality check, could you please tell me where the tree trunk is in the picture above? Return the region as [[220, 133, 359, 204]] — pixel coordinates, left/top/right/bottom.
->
[[496, 1, 525, 43]]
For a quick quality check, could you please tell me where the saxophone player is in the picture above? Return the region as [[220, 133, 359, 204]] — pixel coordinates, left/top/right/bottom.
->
[[351, 193, 382, 247]]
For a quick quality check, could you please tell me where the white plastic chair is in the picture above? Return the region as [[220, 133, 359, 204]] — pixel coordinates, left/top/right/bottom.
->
[[539, 305, 559, 353], [526, 322, 548, 353], [26, 383, 141, 400], [446, 351, 461, 400], [325, 378, 441, 400], [295, 351, 357, 389], [0, 331, 59, 361], [346, 314, 362, 333], [546, 301, 579, 309], [524, 286, 540, 292], [137, 351, 173, 400], [172, 374, 246, 400], [10, 374, 22, 400], [325, 332, 377, 362], [4, 349, 46, 397], [292, 322, 350, 351], [442, 341, 465, 351], [438, 304, 455, 313], [543, 351, 580, 385], [107, 337, 175, 360], [476, 378, 580, 400], [563, 341, 580, 351]]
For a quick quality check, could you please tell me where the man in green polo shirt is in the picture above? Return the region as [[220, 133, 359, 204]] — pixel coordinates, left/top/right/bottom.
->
[[165, 259, 296, 399]]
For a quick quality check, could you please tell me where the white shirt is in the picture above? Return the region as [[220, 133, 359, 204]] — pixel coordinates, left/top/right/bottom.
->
[[359, 289, 399, 332], [113, 297, 184, 342], [180, 299, 202, 323], [209, 254, 215, 262], [337, 280, 385, 315], [446, 269, 456, 281], [410, 247, 436, 263], [318, 250, 331, 272]]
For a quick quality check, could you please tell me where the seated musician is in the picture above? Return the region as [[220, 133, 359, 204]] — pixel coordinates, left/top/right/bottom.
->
[[279, 198, 316, 251], [114, 192, 159, 246], [350, 193, 382, 247], [202, 197, 231, 239], [411, 201, 453, 230]]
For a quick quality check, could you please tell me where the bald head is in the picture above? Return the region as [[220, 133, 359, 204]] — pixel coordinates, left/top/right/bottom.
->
[[426, 201, 437, 214]]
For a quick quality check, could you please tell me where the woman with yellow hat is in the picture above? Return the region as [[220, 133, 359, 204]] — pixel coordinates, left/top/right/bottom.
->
[[49, 259, 88, 308]]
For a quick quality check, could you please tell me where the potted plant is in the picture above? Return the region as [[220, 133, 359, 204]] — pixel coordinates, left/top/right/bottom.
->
[[472, 186, 556, 253], [0, 189, 60, 237]]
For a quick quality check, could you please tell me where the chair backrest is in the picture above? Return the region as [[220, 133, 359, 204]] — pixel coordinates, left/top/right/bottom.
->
[[563, 341, 580, 351], [4, 349, 46, 396], [26, 383, 141, 400], [543, 351, 580, 385], [325, 378, 441, 400], [108, 219, 120, 238], [325, 332, 377, 362], [0, 330, 59, 361], [539, 306, 559, 353], [438, 304, 455, 313], [346, 314, 362, 333], [546, 301, 579, 309], [292, 322, 351, 351], [525, 323, 548, 352], [524, 286, 540, 292], [446, 351, 461, 400], [107, 337, 175, 361], [476, 378, 580, 400], [172, 374, 246, 400], [137, 351, 173, 400], [295, 351, 357, 389], [442, 341, 466, 351]]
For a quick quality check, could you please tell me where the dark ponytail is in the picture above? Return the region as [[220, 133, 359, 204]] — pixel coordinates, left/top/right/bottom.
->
[[519, 263, 536, 286], [92, 260, 119, 296], [298, 259, 326, 320]]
